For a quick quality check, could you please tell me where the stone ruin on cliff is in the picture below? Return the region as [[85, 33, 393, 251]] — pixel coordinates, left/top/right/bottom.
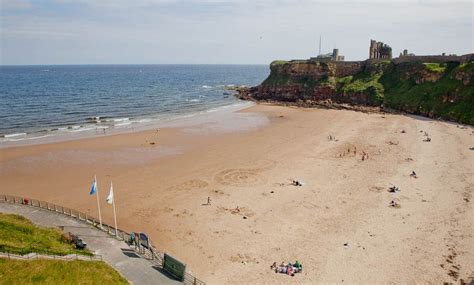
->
[[369, 40, 392, 60]]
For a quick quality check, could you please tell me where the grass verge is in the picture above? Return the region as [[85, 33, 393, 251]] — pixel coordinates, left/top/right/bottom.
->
[[0, 258, 128, 284], [0, 213, 91, 256]]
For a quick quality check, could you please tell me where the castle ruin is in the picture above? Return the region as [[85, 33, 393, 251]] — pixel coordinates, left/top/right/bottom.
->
[[369, 40, 392, 60]]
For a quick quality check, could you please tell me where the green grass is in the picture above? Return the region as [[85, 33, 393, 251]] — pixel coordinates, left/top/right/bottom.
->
[[261, 72, 291, 86], [260, 60, 473, 124], [338, 72, 385, 104], [381, 62, 474, 124], [423, 63, 446, 73], [0, 213, 91, 256], [372, 60, 391, 66], [336, 76, 353, 85], [0, 258, 128, 285], [458, 62, 474, 73], [270, 60, 289, 65]]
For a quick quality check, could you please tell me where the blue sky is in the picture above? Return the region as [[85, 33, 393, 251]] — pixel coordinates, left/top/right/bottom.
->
[[1, 0, 472, 65]]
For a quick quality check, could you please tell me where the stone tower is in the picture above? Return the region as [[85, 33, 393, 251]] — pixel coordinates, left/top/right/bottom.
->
[[369, 39, 392, 60]]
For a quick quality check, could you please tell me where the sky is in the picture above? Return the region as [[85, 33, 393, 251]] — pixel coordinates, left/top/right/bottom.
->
[[1, 0, 473, 65]]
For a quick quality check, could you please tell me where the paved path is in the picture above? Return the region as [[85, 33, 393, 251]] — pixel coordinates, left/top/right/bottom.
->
[[0, 202, 181, 285]]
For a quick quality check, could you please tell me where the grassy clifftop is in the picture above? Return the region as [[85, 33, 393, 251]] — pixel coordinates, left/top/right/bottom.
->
[[0, 213, 91, 256], [257, 60, 473, 124], [0, 259, 128, 285], [0, 213, 128, 284]]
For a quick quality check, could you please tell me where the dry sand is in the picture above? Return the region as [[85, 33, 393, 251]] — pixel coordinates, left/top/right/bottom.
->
[[1, 104, 473, 284]]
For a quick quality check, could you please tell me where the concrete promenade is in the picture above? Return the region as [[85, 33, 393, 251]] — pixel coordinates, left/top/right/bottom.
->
[[0, 202, 181, 285]]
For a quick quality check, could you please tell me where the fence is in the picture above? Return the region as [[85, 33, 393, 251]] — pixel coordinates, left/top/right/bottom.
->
[[0, 194, 205, 285], [0, 251, 102, 261]]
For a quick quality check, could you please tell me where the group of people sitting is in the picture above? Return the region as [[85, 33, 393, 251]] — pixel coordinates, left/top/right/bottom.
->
[[271, 261, 303, 276], [388, 185, 400, 193], [291, 180, 303, 187]]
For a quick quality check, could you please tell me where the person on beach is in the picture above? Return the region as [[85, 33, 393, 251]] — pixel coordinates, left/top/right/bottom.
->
[[294, 260, 302, 272]]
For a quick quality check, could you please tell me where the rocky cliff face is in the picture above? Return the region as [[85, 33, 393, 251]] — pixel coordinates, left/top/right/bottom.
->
[[252, 60, 367, 104], [239, 60, 474, 124]]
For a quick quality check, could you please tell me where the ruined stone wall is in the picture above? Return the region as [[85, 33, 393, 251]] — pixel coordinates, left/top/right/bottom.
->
[[393, 54, 474, 64], [460, 53, 474, 63], [392, 55, 467, 64], [369, 40, 392, 60]]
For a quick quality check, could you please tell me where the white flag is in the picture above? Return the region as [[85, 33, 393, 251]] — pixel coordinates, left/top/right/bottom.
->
[[106, 182, 114, 204]]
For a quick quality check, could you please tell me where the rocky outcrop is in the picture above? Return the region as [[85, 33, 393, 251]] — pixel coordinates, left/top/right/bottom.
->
[[454, 69, 473, 86], [237, 59, 474, 124], [253, 60, 372, 104]]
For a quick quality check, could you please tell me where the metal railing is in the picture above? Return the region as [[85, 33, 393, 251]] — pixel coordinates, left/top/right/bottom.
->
[[0, 194, 205, 285]]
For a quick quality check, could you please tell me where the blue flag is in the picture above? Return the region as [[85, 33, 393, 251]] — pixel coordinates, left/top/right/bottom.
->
[[90, 176, 97, 195]]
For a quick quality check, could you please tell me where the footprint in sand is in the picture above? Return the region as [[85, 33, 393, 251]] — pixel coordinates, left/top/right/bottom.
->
[[230, 253, 258, 264], [166, 179, 209, 191], [214, 160, 275, 187], [215, 169, 266, 187]]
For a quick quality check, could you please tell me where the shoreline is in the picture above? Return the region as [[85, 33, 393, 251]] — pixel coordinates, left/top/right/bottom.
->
[[0, 101, 259, 149], [0, 104, 473, 283]]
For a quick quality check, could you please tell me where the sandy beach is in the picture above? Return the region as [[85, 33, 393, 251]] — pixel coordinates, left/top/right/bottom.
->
[[1, 104, 473, 283]]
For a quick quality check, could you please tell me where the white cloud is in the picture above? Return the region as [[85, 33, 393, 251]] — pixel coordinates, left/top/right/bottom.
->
[[1, 0, 472, 64]]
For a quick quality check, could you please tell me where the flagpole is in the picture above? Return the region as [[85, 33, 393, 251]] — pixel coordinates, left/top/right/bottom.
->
[[96, 175, 103, 228], [111, 182, 118, 237]]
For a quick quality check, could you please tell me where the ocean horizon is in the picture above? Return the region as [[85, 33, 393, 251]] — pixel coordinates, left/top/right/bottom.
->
[[0, 64, 269, 143]]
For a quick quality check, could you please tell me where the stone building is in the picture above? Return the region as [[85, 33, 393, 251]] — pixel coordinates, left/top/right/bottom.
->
[[399, 49, 415, 57], [369, 40, 392, 59], [310, 48, 345, 62], [331, 49, 345, 61]]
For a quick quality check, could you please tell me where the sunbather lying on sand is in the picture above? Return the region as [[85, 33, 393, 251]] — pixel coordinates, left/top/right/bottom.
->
[[271, 261, 303, 276]]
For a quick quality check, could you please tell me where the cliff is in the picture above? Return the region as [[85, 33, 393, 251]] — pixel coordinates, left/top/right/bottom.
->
[[238, 59, 474, 124]]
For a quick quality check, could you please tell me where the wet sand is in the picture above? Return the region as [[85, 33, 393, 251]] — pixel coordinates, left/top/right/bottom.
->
[[1, 104, 473, 283]]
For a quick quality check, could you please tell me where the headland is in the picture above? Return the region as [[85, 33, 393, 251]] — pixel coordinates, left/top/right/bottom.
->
[[236, 40, 474, 125]]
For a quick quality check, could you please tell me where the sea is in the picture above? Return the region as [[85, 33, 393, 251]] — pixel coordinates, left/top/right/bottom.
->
[[0, 64, 269, 145]]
